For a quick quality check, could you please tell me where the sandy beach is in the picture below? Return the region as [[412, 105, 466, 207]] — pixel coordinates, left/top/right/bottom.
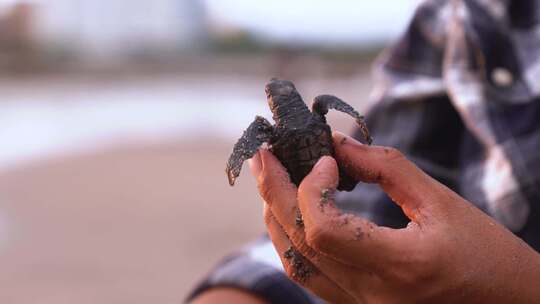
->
[[0, 72, 371, 303], [0, 139, 265, 303]]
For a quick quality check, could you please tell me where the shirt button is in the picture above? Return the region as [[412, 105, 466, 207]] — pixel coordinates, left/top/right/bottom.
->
[[492, 67, 513, 87]]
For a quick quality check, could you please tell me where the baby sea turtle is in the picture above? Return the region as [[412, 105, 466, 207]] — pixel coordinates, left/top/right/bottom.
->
[[226, 78, 372, 191]]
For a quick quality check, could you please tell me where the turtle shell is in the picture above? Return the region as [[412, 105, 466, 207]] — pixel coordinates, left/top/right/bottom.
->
[[270, 118, 356, 191]]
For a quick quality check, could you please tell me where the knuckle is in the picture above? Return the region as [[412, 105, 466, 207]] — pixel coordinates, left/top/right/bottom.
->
[[305, 224, 332, 251], [288, 228, 305, 246], [383, 147, 405, 162], [390, 266, 435, 287], [297, 242, 318, 261], [288, 230, 317, 260], [384, 245, 439, 285], [292, 236, 317, 260]]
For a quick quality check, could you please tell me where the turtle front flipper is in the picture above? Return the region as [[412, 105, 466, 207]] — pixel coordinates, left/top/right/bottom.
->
[[312, 95, 372, 144], [226, 115, 274, 186]]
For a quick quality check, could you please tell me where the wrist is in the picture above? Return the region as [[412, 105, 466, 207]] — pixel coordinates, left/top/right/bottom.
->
[[475, 243, 540, 303], [507, 249, 540, 303]]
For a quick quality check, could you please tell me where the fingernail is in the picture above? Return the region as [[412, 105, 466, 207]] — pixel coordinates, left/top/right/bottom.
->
[[248, 151, 262, 177], [334, 131, 351, 146], [333, 131, 362, 147], [313, 156, 330, 171]]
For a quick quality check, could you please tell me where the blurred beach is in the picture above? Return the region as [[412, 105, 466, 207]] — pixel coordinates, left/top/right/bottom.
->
[[0, 0, 415, 302], [0, 70, 373, 302]]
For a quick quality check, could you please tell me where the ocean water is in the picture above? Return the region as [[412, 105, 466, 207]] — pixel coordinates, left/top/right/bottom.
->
[[0, 81, 272, 170]]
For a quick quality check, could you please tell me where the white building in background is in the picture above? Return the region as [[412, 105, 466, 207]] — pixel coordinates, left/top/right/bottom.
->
[[1, 0, 418, 59], [31, 0, 208, 59]]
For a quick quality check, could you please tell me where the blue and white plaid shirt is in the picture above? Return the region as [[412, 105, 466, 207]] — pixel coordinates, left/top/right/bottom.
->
[[189, 1, 540, 302]]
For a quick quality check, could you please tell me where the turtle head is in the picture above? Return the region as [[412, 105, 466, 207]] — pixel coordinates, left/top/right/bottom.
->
[[265, 78, 297, 112]]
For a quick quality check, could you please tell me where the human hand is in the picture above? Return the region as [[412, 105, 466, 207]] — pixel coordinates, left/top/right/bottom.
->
[[249, 132, 540, 304]]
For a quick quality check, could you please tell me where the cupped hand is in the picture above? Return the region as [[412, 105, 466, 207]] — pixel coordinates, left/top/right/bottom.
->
[[249, 132, 540, 304]]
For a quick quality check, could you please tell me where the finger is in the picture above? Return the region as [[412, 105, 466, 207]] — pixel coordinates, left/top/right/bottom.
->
[[258, 151, 373, 296], [298, 156, 419, 267], [333, 131, 448, 222], [248, 150, 262, 178], [256, 149, 310, 253], [264, 205, 357, 304]]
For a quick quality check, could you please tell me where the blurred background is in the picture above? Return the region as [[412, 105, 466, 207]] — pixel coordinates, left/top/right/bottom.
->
[[0, 0, 418, 302]]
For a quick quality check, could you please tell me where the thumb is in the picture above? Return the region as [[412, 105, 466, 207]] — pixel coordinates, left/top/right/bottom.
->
[[298, 155, 418, 266], [333, 132, 450, 223]]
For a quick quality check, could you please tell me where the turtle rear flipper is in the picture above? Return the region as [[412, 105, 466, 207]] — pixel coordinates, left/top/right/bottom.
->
[[226, 116, 274, 186], [312, 95, 372, 144]]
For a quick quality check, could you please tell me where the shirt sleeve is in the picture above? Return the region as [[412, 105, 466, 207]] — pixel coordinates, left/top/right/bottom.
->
[[186, 235, 324, 304]]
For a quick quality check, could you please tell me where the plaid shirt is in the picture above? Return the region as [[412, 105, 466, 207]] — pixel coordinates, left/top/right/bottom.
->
[[188, 0, 540, 302]]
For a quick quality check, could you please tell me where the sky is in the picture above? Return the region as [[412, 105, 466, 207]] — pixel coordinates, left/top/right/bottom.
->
[[0, 80, 271, 170], [0, 0, 419, 46], [203, 0, 419, 45]]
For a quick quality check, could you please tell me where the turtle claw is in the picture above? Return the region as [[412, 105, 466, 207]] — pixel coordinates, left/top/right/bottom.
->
[[227, 168, 237, 186], [226, 116, 274, 186], [312, 95, 373, 144]]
